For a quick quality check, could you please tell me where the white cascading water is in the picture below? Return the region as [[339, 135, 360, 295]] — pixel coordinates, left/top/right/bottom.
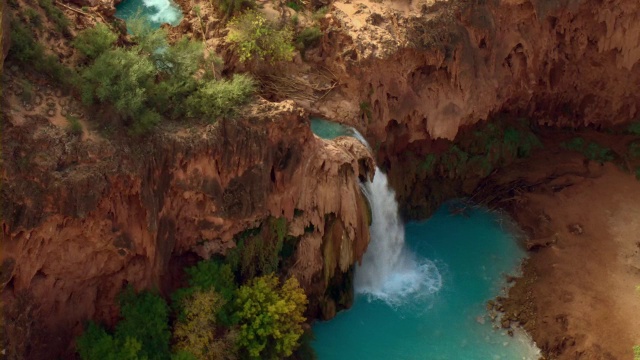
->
[[350, 131, 442, 306], [144, 0, 181, 24]]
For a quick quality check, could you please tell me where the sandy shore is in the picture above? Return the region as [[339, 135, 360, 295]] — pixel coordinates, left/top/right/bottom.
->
[[491, 144, 640, 359]]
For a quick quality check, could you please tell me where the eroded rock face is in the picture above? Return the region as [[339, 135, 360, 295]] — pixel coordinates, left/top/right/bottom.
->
[[305, 0, 640, 219], [1, 0, 9, 71], [314, 0, 640, 141], [0, 100, 373, 359]]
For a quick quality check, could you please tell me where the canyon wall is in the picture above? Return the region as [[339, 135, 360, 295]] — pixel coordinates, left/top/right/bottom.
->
[[0, 100, 373, 359], [308, 0, 640, 216]]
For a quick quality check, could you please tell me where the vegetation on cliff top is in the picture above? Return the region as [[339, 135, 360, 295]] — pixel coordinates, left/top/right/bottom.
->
[[76, 19, 255, 133], [226, 10, 295, 64], [7, 14, 256, 135]]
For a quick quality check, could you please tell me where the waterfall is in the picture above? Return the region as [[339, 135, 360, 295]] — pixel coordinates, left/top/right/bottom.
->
[[144, 0, 181, 24], [355, 170, 442, 306], [344, 126, 441, 306]]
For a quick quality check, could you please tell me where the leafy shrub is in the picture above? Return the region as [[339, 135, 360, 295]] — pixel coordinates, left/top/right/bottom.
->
[[296, 26, 322, 50], [311, 6, 328, 22], [172, 260, 238, 326], [76, 288, 172, 360], [359, 101, 372, 122], [562, 137, 614, 163], [419, 153, 437, 174], [129, 109, 163, 135], [25, 8, 42, 28], [226, 10, 295, 63], [80, 47, 156, 117], [66, 115, 83, 135], [19, 80, 34, 103], [9, 21, 78, 88], [562, 137, 586, 151], [628, 122, 640, 136], [114, 288, 171, 360], [76, 322, 144, 360], [502, 126, 542, 159], [185, 74, 255, 121], [286, 1, 302, 11], [172, 289, 237, 360], [628, 141, 640, 160], [127, 16, 169, 52], [226, 217, 288, 281], [234, 274, 307, 359], [73, 23, 118, 60], [38, 0, 70, 34]]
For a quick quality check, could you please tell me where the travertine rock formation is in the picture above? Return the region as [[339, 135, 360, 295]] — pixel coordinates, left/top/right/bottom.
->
[[0, 100, 373, 358], [314, 0, 640, 141], [304, 0, 640, 219]]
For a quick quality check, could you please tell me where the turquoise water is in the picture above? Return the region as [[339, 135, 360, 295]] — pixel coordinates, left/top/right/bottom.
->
[[312, 205, 539, 359], [115, 0, 183, 29], [310, 118, 356, 139]]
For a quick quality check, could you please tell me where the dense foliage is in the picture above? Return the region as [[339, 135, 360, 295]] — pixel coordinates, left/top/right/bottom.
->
[[72, 20, 255, 133], [8, 21, 77, 89], [561, 137, 615, 163], [235, 274, 307, 359], [172, 289, 237, 360], [226, 10, 295, 63], [77, 217, 310, 360], [72, 23, 118, 60], [76, 322, 144, 360], [414, 119, 543, 179], [76, 288, 171, 360]]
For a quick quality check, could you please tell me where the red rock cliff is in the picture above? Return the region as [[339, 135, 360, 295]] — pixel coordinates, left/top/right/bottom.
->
[[0, 100, 373, 359], [313, 0, 639, 141]]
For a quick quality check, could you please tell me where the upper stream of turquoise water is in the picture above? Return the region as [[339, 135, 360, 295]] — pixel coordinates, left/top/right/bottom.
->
[[115, 0, 182, 29], [310, 118, 539, 359]]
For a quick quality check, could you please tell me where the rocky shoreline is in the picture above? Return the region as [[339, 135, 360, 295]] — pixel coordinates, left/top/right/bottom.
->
[[488, 137, 640, 359]]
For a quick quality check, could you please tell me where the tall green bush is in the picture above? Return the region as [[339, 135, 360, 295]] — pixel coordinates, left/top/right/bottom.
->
[[77, 322, 144, 360], [185, 74, 255, 121], [172, 289, 236, 360], [80, 47, 156, 117], [234, 274, 307, 359], [226, 10, 295, 63], [115, 288, 172, 360], [73, 23, 118, 60], [74, 20, 256, 132]]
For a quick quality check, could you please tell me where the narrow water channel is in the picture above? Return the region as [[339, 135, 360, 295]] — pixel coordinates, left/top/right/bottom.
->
[[310, 118, 540, 359]]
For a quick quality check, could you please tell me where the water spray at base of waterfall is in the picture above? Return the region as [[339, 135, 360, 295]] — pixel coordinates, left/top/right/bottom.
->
[[143, 0, 181, 24], [355, 170, 442, 307]]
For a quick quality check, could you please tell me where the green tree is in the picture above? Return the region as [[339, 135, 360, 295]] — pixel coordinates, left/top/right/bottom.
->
[[234, 274, 307, 359], [148, 38, 205, 119], [76, 322, 144, 360], [115, 287, 172, 360], [185, 74, 255, 121], [173, 289, 237, 360], [226, 10, 295, 63], [73, 23, 118, 60], [127, 16, 169, 53], [80, 47, 155, 117], [172, 261, 238, 326]]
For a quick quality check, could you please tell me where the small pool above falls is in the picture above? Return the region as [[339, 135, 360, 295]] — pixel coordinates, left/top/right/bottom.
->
[[310, 118, 539, 359], [115, 0, 182, 28]]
